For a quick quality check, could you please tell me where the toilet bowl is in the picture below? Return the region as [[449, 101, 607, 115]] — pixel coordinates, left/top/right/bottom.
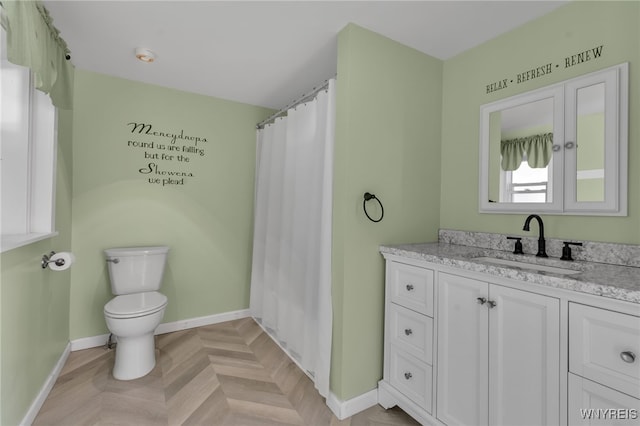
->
[[104, 291, 167, 380], [104, 246, 169, 380]]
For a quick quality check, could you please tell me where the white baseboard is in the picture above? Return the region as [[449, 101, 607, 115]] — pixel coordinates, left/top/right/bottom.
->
[[327, 388, 379, 420], [155, 308, 251, 335], [20, 342, 71, 426], [70, 333, 111, 351], [70, 309, 251, 351]]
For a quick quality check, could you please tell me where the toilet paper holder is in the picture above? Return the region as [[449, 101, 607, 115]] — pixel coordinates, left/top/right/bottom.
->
[[41, 251, 66, 269]]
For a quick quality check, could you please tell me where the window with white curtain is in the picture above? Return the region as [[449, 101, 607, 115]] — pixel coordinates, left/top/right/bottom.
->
[[1, 25, 57, 252]]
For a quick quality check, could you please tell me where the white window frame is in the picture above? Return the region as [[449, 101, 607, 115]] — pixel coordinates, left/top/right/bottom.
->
[[1, 24, 58, 252], [500, 155, 553, 203]]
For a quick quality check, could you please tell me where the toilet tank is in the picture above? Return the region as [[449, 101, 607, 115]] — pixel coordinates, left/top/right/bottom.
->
[[104, 246, 169, 295]]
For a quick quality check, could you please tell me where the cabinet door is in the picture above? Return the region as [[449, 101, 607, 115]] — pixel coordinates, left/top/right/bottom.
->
[[437, 273, 489, 426], [564, 64, 627, 214], [489, 285, 560, 426]]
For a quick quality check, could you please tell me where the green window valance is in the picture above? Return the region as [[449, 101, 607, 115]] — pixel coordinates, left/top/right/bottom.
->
[[500, 133, 553, 171], [1, 0, 74, 109]]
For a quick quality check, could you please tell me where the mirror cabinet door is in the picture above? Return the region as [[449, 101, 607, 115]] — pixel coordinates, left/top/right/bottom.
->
[[480, 86, 564, 213], [564, 66, 625, 213], [479, 62, 628, 215]]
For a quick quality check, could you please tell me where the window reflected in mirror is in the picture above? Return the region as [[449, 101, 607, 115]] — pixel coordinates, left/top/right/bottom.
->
[[488, 97, 554, 204]]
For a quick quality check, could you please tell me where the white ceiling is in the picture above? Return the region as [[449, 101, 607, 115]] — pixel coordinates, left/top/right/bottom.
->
[[44, 1, 567, 110]]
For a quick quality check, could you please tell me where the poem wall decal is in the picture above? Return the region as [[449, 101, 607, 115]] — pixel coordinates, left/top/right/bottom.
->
[[125, 122, 208, 186]]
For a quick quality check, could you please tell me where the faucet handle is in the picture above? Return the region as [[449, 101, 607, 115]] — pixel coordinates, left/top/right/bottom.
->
[[506, 236, 524, 254], [560, 241, 583, 261]]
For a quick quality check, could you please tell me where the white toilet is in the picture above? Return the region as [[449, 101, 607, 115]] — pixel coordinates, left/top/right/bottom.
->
[[104, 246, 169, 380]]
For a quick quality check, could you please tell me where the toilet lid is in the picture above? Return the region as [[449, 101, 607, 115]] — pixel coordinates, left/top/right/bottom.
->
[[104, 292, 167, 319]]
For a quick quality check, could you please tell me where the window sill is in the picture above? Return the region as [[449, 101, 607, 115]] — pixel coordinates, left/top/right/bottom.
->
[[1, 232, 59, 253]]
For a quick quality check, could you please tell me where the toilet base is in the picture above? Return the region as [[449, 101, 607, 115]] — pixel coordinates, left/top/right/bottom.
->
[[112, 333, 157, 380]]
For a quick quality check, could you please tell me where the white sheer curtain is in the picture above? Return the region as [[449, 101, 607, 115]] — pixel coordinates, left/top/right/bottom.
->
[[250, 79, 335, 397]]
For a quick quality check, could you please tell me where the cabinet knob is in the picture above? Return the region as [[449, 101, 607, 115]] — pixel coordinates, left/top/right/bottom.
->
[[620, 351, 636, 364], [404, 372, 413, 380], [487, 300, 497, 309], [477, 297, 487, 305], [406, 284, 414, 291], [404, 328, 413, 336]]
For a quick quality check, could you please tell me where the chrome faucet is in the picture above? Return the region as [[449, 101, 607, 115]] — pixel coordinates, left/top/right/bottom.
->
[[523, 214, 547, 257]]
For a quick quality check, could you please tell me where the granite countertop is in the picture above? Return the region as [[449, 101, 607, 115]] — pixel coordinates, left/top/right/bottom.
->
[[380, 242, 640, 304]]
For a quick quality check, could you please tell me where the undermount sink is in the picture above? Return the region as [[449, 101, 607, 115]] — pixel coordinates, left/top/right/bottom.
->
[[473, 256, 582, 275]]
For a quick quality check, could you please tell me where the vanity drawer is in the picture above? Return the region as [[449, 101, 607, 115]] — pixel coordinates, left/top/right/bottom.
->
[[389, 345, 432, 412], [568, 373, 640, 426], [389, 303, 433, 364], [388, 262, 434, 316], [569, 303, 640, 398]]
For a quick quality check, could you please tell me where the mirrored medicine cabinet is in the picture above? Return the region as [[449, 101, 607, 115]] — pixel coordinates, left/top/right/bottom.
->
[[479, 62, 628, 215]]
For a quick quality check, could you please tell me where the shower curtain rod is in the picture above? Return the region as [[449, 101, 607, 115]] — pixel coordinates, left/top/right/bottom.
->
[[256, 75, 335, 130]]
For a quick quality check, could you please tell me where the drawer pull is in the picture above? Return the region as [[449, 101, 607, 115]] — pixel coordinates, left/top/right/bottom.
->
[[405, 284, 414, 291], [487, 300, 497, 309], [404, 372, 413, 380], [620, 351, 636, 364], [477, 297, 487, 305], [404, 328, 413, 336]]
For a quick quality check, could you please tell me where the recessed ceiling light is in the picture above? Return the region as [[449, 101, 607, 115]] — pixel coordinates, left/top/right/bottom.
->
[[135, 47, 156, 63]]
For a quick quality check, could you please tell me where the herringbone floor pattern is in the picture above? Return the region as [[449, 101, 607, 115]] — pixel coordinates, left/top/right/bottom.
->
[[33, 318, 418, 425]]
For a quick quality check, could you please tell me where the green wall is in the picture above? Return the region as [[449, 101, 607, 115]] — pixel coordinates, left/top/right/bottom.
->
[[441, 0, 640, 243], [69, 71, 272, 339], [331, 24, 442, 400], [575, 113, 606, 201], [0, 109, 74, 426]]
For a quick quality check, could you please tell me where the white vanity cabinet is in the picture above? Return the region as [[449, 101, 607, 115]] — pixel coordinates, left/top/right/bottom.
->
[[436, 272, 560, 426], [568, 303, 640, 425], [379, 248, 640, 426]]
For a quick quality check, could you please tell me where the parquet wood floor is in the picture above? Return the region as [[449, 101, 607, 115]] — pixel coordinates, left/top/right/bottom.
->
[[33, 317, 419, 426]]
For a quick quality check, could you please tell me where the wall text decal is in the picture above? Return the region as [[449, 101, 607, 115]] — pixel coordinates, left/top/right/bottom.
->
[[485, 45, 604, 95], [125, 122, 208, 186]]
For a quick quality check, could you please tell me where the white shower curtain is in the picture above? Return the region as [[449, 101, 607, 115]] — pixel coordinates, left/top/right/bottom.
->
[[250, 79, 335, 397]]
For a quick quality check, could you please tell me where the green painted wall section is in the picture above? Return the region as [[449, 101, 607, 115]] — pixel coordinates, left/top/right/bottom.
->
[[441, 1, 640, 243], [69, 71, 272, 339], [576, 113, 605, 172], [331, 24, 442, 400], [575, 113, 605, 201], [0, 109, 74, 426]]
